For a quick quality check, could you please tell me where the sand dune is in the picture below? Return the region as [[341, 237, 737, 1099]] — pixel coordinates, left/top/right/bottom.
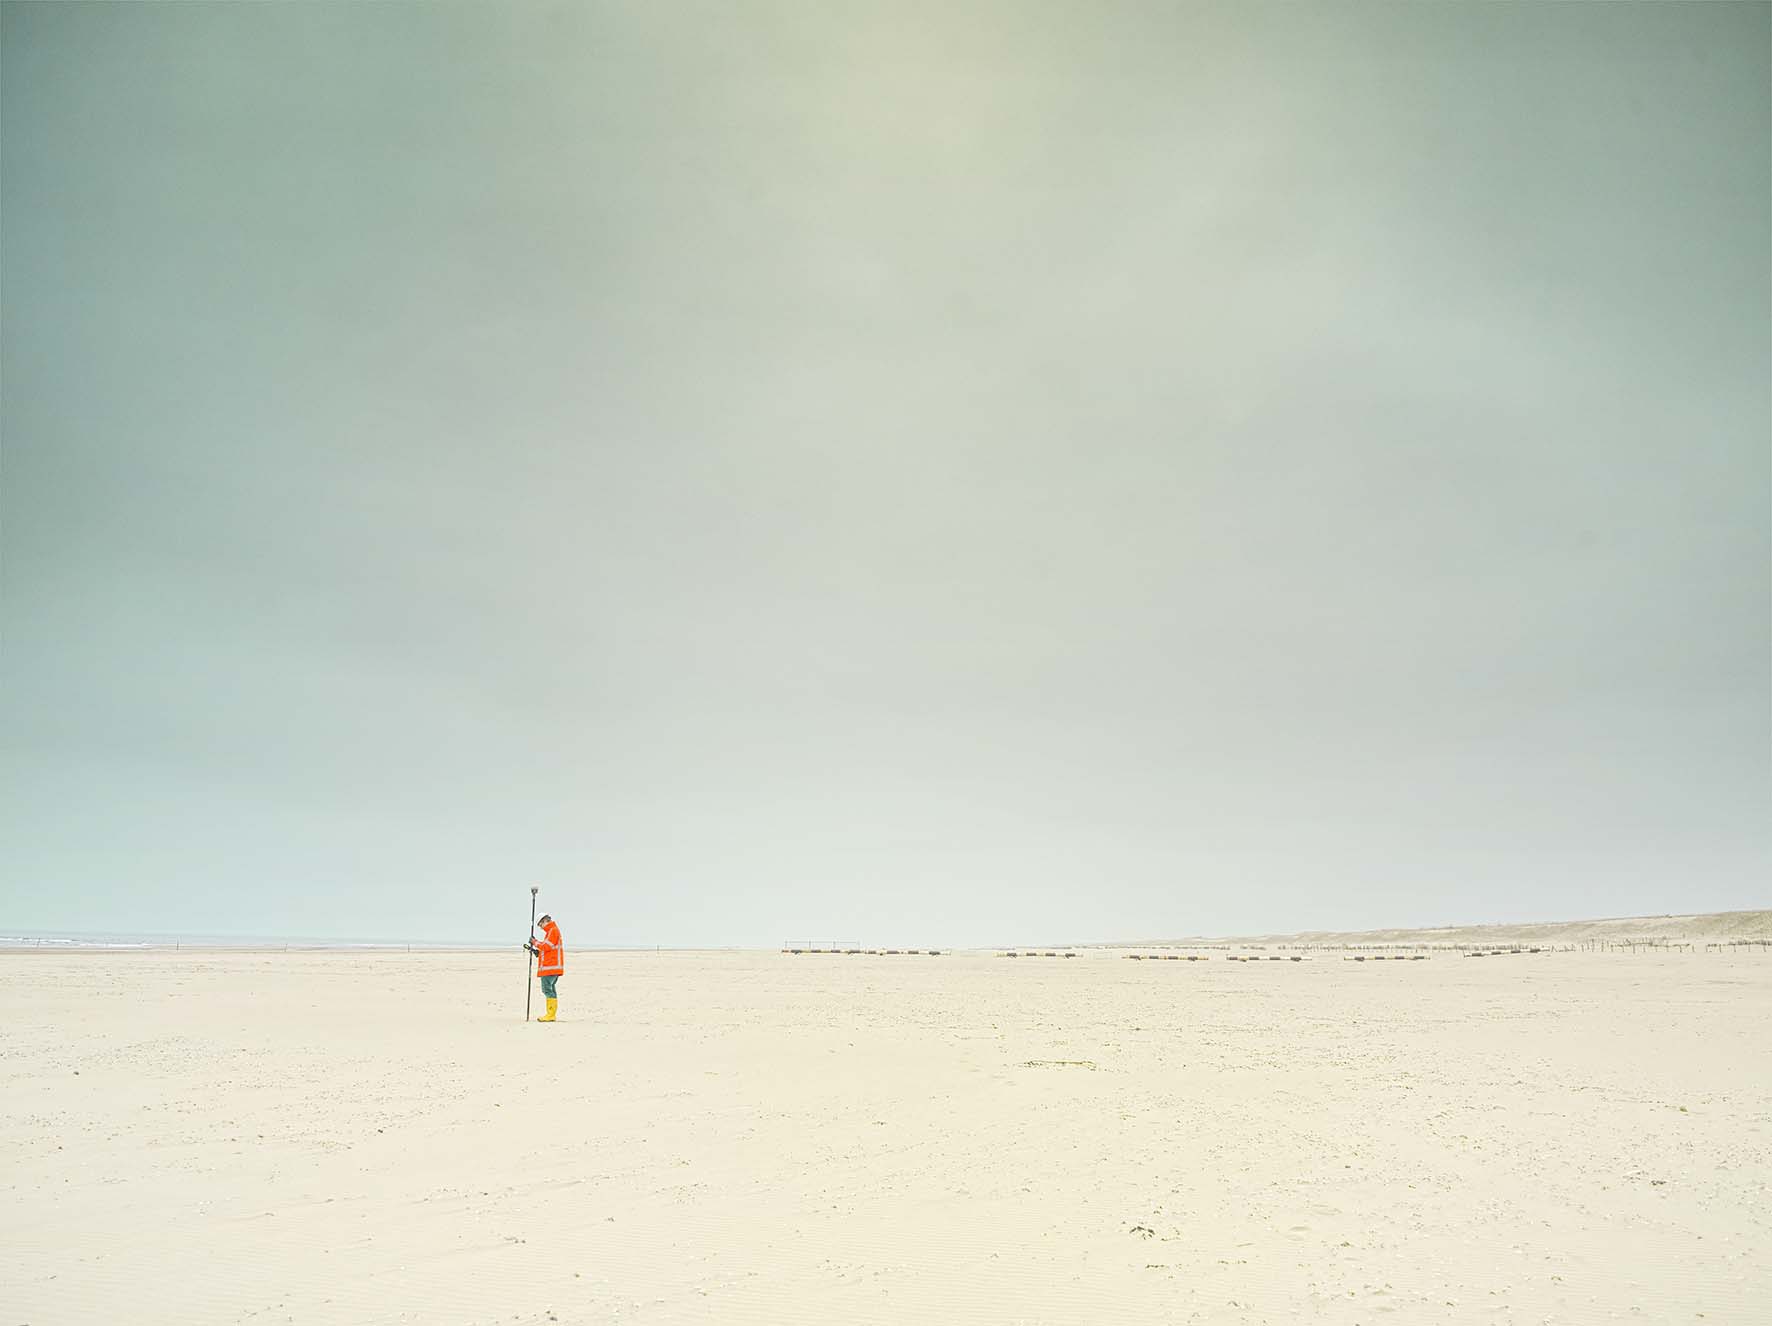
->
[[1125, 907, 1772, 949], [4, 945, 1770, 1324]]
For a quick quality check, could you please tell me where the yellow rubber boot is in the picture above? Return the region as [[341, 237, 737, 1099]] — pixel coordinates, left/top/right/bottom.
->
[[538, 997, 557, 1022]]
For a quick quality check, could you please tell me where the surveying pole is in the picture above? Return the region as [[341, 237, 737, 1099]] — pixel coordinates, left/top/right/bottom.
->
[[525, 886, 539, 1022]]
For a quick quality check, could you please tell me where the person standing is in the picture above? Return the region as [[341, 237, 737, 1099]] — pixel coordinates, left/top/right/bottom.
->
[[527, 913, 564, 1022]]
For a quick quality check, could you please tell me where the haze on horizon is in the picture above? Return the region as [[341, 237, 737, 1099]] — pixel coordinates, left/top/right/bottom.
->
[[3, 2, 1768, 949]]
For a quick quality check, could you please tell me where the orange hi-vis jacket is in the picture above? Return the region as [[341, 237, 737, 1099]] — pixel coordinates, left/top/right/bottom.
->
[[534, 919, 564, 977]]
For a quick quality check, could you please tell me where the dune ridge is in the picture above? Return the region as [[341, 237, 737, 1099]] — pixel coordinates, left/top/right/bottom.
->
[[1112, 907, 1771, 949]]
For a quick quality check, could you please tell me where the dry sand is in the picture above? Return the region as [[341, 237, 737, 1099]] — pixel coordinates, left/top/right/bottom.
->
[[3, 946, 1769, 1325]]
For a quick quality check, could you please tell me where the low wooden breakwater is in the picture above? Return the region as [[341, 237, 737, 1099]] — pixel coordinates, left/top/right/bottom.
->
[[1123, 953, 1304, 962], [781, 942, 946, 955], [774, 938, 1770, 959]]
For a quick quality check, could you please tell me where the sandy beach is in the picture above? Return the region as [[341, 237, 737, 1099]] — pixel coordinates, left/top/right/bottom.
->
[[2, 945, 1768, 1325]]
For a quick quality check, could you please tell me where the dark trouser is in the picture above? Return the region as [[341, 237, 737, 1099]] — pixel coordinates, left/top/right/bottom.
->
[[540, 974, 559, 998]]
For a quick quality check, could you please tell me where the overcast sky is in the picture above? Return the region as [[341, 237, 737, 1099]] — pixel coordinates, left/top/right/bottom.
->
[[3, 2, 1767, 946]]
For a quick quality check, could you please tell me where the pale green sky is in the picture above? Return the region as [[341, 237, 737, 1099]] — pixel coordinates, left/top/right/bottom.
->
[[3, 2, 1767, 945]]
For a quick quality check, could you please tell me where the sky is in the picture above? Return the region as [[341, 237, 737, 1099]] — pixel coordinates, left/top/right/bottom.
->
[[3, 2, 1767, 947]]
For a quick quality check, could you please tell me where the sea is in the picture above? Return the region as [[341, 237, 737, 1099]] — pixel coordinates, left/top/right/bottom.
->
[[0, 929, 503, 951]]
